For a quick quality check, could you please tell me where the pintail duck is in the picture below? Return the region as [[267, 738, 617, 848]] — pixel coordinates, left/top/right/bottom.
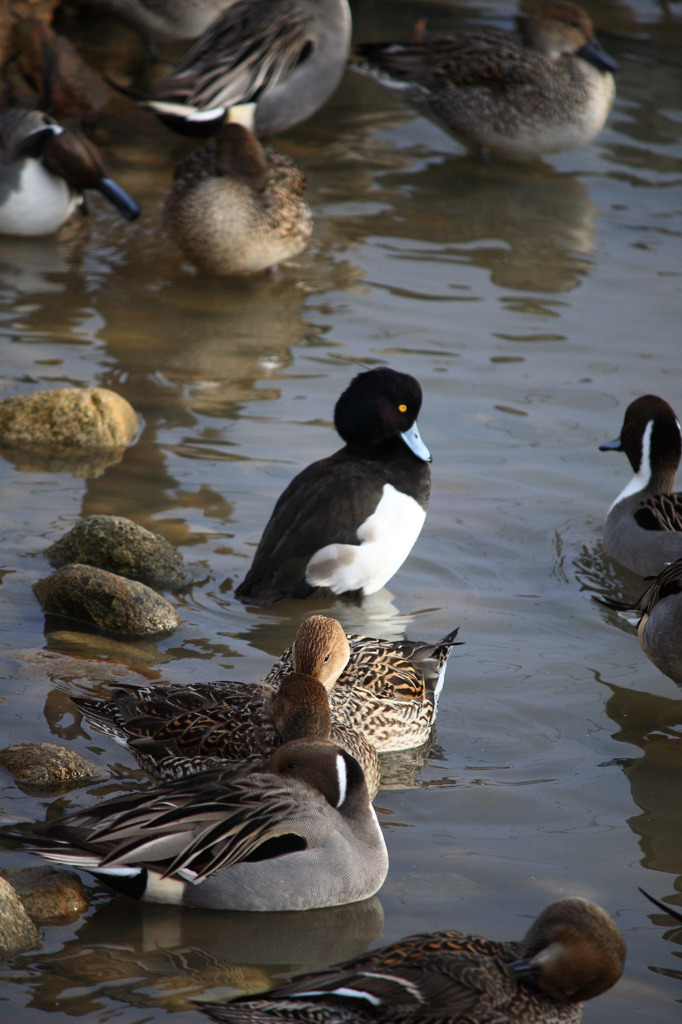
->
[[0, 110, 140, 236], [162, 123, 311, 275], [356, 1, 617, 162], [20, 739, 388, 911], [263, 618, 461, 751], [123, 0, 352, 136], [598, 557, 682, 685], [75, 616, 460, 763], [235, 367, 431, 605], [200, 896, 625, 1023], [73, 615, 380, 796], [600, 395, 682, 577], [82, 0, 237, 42]]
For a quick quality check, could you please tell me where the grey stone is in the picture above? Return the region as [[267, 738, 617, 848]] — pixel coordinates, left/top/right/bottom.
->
[[46, 515, 187, 589], [0, 867, 89, 925], [33, 564, 180, 636], [0, 876, 40, 958], [0, 386, 140, 476], [0, 741, 108, 793]]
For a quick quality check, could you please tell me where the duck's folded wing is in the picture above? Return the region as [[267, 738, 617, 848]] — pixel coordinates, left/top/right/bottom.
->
[[358, 33, 543, 92], [152, 0, 312, 110], [204, 952, 512, 1022], [29, 771, 313, 883], [635, 492, 682, 532]]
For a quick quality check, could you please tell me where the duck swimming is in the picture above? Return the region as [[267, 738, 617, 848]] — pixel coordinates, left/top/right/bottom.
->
[[199, 897, 625, 1023], [600, 394, 682, 576], [0, 110, 140, 236], [163, 123, 311, 275], [19, 738, 389, 912], [356, 1, 617, 161], [74, 616, 460, 763], [598, 557, 682, 685], [235, 367, 431, 605], [73, 615, 381, 796]]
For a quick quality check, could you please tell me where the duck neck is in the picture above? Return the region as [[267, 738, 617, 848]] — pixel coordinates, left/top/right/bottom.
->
[[271, 672, 332, 742], [613, 417, 680, 508]]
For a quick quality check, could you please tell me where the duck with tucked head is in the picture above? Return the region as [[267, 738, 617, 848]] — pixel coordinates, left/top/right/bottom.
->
[[199, 897, 625, 1023], [118, 0, 352, 136], [235, 367, 431, 605], [356, 1, 617, 162], [163, 123, 311, 275], [18, 738, 388, 912], [74, 616, 460, 767], [0, 110, 140, 236], [600, 395, 682, 577], [73, 614, 380, 796]]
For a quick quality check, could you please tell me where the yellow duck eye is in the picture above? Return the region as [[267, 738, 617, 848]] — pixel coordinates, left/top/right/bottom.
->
[[398, 404, 407, 413]]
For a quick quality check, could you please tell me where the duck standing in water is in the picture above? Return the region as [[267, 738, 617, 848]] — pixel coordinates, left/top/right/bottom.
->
[[356, 1, 617, 161], [235, 367, 431, 605], [163, 123, 312, 275], [199, 897, 625, 1023], [600, 394, 682, 576], [0, 110, 140, 236]]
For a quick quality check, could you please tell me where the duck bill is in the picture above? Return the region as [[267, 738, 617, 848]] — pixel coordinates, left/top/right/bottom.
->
[[401, 421, 431, 462], [578, 38, 618, 73], [599, 437, 623, 452], [508, 957, 540, 985]]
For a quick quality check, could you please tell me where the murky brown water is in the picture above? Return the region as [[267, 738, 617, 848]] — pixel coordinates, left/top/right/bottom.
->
[[1, 1, 681, 1021]]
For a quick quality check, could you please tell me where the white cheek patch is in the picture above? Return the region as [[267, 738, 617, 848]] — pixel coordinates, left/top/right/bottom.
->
[[610, 419, 653, 511], [305, 484, 426, 596]]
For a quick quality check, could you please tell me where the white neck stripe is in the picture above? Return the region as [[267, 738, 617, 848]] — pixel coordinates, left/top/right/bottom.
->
[[610, 418, 653, 510], [335, 752, 347, 808]]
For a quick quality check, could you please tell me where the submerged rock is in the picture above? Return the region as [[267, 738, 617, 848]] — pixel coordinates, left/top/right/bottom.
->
[[0, 386, 139, 450], [46, 515, 188, 590], [0, 741, 108, 793], [0, 877, 40, 959], [0, 867, 89, 926], [33, 564, 180, 635]]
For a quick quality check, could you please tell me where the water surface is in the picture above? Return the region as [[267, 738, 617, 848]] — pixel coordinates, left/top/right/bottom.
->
[[1, 1, 682, 1022]]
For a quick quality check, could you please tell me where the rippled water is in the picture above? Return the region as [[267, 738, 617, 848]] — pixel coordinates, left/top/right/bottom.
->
[[1, 1, 681, 1022]]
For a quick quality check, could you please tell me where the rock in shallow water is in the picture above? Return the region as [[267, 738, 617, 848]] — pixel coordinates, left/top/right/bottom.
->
[[33, 564, 180, 636], [0, 867, 89, 925], [46, 514, 188, 590], [0, 877, 40, 959], [0, 386, 139, 449], [0, 741, 108, 793]]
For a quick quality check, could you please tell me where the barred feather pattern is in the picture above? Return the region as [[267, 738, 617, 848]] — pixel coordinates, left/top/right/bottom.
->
[[152, 0, 312, 109]]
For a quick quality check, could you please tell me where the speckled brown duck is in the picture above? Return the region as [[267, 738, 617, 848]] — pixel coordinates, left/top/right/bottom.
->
[[163, 122, 311, 275], [74, 617, 460, 773], [73, 615, 380, 798], [199, 896, 625, 1023], [356, 2, 617, 161]]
